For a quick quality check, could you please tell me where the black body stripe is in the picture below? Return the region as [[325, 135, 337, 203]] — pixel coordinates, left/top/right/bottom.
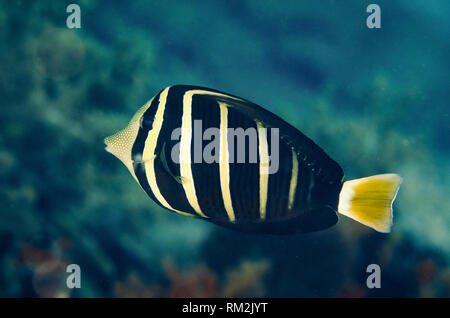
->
[[189, 95, 230, 220], [265, 138, 293, 220], [227, 107, 260, 221]]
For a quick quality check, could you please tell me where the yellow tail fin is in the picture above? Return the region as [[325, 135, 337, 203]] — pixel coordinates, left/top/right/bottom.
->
[[337, 174, 402, 233]]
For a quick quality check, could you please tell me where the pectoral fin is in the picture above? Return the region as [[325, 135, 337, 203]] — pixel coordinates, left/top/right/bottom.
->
[[159, 142, 187, 185]]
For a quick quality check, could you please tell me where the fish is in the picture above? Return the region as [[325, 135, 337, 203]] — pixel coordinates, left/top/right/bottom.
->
[[105, 85, 402, 234]]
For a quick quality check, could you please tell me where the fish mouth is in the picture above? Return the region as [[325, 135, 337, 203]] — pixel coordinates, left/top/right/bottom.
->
[[104, 134, 115, 153]]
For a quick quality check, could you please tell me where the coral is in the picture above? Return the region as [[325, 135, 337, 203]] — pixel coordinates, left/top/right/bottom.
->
[[18, 244, 71, 298], [111, 258, 271, 298], [114, 273, 161, 298], [222, 260, 270, 298], [163, 258, 218, 298]]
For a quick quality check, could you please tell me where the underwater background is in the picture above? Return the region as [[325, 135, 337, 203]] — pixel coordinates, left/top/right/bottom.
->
[[0, 0, 449, 297]]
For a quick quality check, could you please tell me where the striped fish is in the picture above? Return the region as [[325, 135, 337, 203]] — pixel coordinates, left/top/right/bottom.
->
[[105, 85, 402, 234]]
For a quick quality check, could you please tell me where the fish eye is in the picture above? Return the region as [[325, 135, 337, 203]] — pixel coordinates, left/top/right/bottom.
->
[[140, 116, 154, 129]]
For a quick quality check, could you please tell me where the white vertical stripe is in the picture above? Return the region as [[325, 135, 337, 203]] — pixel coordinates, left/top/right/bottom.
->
[[180, 91, 207, 217], [219, 102, 236, 222], [257, 121, 269, 220], [288, 148, 299, 210], [180, 89, 243, 218], [142, 87, 194, 217]]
